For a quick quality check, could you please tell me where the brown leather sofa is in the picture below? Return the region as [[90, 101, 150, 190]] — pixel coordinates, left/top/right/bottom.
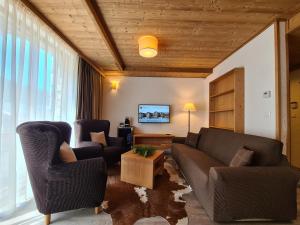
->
[[172, 127, 298, 222]]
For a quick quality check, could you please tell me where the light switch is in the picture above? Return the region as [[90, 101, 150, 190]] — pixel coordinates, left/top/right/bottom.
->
[[263, 91, 271, 98]]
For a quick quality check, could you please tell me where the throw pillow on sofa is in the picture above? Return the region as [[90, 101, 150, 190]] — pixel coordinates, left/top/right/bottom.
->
[[59, 142, 77, 163], [90, 131, 107, 146], [185, 132, 200, 148], [230, 147, 254, 167]]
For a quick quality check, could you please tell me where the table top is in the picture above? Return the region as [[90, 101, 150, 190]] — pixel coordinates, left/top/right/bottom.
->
[[121, 149, 164, 162], [133, 133, 174, 138]]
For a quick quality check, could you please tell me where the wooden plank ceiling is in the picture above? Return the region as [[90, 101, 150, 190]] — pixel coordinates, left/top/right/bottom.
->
[[24, 0, 300, 78]]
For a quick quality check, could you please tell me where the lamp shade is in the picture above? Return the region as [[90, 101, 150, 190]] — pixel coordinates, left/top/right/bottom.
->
[[138, 35, 158, 58], [183, 103, 196, 111], [111, 80, 119, 90]]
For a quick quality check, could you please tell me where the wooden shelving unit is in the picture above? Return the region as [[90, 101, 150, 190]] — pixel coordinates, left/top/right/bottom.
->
[[209, 89, 234, 98], [209, 68, 244, 133]]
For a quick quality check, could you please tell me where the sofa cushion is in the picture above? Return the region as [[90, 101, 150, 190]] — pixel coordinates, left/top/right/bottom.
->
[[172, 143, 225, 188], [185, 132, 200, 148], [198, 128, 283, 166], [229, 147, 254, 167]]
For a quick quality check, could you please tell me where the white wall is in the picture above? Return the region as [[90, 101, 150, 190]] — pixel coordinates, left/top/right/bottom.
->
[[102, 77, 206, 136], [204, 24, 277, 139]]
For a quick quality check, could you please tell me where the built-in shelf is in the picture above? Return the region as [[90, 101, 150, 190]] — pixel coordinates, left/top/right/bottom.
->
[[209, 68, 244, 133], [209, 89, 234, 98], [209, 109, 234, 113]]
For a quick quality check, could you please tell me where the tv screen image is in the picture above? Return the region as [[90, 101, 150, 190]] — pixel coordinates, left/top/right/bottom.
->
[[138, 104, 170, 123]]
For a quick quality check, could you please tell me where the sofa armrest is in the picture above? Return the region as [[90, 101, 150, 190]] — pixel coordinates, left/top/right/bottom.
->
[[172, 137, 186, 144], [108, 137, 124, 147], [209, 166, 298, 221]]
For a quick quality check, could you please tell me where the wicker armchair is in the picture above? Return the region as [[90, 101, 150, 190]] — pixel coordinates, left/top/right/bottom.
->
[[17, 121, 107, 225]]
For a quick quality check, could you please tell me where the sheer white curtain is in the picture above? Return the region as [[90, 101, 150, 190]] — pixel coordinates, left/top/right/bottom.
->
[[0, 0, 78, 217]]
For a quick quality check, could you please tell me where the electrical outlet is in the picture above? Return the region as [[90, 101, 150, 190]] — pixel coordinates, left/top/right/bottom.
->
[[264, 112, 271, 119]]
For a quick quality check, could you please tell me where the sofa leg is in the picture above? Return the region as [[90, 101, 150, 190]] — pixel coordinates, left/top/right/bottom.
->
[[95, 206, 102, 214], [45, 214, 51, 225]]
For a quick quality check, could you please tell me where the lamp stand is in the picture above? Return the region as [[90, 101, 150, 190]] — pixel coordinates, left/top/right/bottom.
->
[[188, 110, 190, 133]]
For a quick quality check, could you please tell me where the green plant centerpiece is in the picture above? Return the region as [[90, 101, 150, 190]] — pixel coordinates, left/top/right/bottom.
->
[[133, 145, 156, 157]]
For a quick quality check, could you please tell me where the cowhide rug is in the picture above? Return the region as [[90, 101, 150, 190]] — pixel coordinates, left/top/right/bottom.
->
[[102, 156, 192, 225]]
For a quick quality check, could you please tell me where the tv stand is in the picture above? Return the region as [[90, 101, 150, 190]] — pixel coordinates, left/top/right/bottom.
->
[[133, 133, 175, 150]]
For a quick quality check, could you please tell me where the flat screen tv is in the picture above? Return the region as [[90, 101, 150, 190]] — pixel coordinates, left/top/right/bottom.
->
[[138, 104, 170, 123]]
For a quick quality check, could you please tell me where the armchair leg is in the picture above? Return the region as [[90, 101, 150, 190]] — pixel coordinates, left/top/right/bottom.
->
[[95, 206, 102, 214], [45, 214, 51, 225]]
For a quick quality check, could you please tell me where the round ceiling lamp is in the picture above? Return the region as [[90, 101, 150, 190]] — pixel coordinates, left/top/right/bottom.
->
[[138, 35, 158, 58]]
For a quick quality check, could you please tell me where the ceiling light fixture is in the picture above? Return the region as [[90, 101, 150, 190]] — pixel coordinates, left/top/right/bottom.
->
[[138, 35, 158, 58]]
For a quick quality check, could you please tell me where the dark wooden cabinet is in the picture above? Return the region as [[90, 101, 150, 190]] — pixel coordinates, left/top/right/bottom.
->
[[118, 126, 134, 150]]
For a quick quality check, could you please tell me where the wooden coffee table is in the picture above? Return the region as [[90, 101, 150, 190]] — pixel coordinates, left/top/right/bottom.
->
[[121, 150, 164, 189]]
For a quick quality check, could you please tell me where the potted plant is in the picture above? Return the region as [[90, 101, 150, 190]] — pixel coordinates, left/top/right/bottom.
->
[[133, 145, 156, 157]]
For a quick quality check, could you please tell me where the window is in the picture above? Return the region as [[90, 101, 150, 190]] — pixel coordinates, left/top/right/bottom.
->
[[0, 0, 78, 217]]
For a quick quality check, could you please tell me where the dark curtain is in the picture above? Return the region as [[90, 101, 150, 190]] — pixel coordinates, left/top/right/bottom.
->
[[76, 58, 102, 120]]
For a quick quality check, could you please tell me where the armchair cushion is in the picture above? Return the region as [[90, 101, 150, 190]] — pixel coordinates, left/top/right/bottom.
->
[[75, 141, 125, 165], [102, 146, 126, 165], [77, 141, 101, 148], [73, 145, 103, 160], [90, 131, 107, 146], [108, 137, 124, 147], [59, 142, 77, 163]]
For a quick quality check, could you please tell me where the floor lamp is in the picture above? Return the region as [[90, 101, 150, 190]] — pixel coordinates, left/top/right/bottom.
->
[[183, 103, 196, 132]]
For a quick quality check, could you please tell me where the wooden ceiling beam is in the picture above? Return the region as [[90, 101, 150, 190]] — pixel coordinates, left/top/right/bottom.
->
[[288, 12, 300, 33], [103, 69, 211, 78], [20, 0, 104, 76], [104, 71, 209, 78], [125, 66, 212, 74], [82, 0, 125, 71]]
